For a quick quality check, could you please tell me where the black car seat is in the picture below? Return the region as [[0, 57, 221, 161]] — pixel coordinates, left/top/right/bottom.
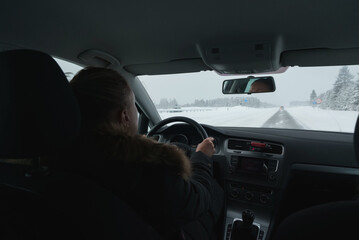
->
[[0, 49, 161, 240], [272, 115, 359, 240]]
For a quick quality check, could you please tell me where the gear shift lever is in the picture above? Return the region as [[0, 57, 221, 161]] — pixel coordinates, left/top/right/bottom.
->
[[230, 209, 259, 240], [242, 209, 255, 227]]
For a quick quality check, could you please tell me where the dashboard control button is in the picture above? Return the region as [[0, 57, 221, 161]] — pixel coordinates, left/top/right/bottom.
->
[[230, 159, 238, 166], [244, 191, 254, 201], [269, 173, 277, 181], [260, 194, 270, 204], [230, 189, 240, 198]]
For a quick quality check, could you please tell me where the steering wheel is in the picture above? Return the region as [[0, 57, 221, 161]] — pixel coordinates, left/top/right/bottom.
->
[[147, 116, 208, 157]]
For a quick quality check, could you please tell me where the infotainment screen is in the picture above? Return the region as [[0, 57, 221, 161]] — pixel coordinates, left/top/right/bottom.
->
[[238, 157, 266, 175]]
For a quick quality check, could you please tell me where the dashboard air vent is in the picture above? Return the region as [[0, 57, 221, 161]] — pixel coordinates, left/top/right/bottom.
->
[[228, 139, 283, 155], [265, 144, 283, 154], [228, 140, 251, 151]]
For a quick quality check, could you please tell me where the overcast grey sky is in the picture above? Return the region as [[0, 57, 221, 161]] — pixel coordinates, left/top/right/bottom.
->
[[54, 57, 359, 107], [140, 65, 359, 106]]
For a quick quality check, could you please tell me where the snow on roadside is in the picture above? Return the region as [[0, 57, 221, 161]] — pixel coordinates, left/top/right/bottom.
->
[[159, 106, 279, 127], [158, 106, 358, 133], [286, 106, 358, 133]]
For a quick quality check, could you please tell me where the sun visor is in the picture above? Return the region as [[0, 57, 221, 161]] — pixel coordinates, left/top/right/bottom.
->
[[197, 42, 281, 75], [281, 48, 359, 67], [124, 58, 211, 75], [78, 49, 121, 69]]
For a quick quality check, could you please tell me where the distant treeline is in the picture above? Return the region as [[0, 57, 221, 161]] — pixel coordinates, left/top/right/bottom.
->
[[156, 97, 275, 109]]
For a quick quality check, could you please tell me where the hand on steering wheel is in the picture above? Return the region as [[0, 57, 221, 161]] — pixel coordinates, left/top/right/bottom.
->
[[196, 137, 215, 157], [147, 116, 211, 158]]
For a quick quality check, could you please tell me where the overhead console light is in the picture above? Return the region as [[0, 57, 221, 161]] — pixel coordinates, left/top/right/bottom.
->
[[197, 42, 281, 75]]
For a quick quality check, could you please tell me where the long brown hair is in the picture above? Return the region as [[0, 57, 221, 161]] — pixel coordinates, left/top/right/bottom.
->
[[70, 67, 132, 132]]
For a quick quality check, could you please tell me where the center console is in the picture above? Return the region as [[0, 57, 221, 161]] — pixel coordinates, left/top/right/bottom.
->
[[224, 138, 284, 240]]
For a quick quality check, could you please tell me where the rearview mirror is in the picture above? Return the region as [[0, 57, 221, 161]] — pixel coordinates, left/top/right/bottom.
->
[[222, 76, 276, 94]]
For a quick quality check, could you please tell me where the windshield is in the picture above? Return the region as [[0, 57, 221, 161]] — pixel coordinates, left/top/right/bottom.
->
[[139, 65, 359, 133]]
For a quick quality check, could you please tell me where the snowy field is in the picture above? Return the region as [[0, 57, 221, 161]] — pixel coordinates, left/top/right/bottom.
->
[[286, 106, 358, 132], [158, 106, 359, 133]]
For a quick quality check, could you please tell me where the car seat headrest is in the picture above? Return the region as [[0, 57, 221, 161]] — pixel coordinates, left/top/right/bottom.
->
[[0, 49, 81, 158]]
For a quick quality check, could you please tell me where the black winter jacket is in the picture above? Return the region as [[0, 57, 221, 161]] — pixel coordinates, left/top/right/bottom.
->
[[57, 131, 224, 239]]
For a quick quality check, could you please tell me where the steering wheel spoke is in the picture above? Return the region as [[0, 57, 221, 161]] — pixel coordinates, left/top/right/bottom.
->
[[147, 117, 208, 158]]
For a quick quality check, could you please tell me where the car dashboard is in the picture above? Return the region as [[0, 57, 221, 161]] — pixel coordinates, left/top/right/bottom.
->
[[155, 123, 359, 240]]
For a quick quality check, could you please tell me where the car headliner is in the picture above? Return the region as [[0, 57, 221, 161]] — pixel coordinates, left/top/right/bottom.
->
[[0, 0, 359, 75]]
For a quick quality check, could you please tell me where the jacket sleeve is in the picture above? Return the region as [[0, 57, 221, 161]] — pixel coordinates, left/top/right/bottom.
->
[[163, 151, 224, 228]]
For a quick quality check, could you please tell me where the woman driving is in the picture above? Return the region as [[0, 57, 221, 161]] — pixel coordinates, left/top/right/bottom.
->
[[59, 67, 224, 239]]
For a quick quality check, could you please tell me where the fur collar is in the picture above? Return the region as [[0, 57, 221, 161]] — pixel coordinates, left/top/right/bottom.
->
[[77, 132, 192, 181]]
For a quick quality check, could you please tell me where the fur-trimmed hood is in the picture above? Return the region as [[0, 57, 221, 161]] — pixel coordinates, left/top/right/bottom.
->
[[63, 131, 192, 181], [111, 133, 192, 180]]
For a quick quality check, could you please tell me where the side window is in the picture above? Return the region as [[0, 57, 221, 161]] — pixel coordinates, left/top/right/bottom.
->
[[53, 57, 83, 81]]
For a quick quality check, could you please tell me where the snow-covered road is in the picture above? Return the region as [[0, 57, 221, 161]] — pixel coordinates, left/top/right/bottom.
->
[[158, 106, 359, 133], [262, 110, 304, 129]]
